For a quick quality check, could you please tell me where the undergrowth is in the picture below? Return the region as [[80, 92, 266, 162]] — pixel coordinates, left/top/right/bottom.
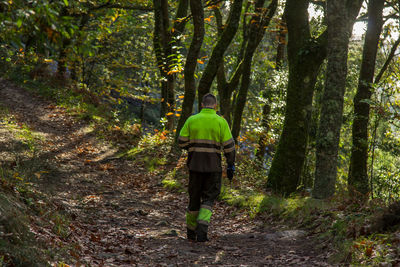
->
[[0, 105, 75, 266], [6, 71, 143, 150]]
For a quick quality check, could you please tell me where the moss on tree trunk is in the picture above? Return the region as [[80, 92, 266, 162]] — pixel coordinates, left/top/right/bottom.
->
[[175, 0, 205, 138], [313, 0, 363, 199], [348, 0, 384, 197], [266, 0, 327, 195]]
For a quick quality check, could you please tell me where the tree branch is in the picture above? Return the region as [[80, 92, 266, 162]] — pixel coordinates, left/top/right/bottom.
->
[[375, 36, 400, 84], [90, 3, 153, 11]]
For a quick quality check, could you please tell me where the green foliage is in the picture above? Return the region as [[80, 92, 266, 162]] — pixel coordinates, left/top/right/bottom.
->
[[351, 234, 397, 266], [162, 177, 184, 192], [50, 212, 71, 239]]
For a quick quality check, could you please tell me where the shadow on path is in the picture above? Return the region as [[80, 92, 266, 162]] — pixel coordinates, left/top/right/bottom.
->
[[0, 79, 334, 266]]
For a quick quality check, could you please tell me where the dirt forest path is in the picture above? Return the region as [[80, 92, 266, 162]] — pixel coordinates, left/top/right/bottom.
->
[[0, 79, 333, 266]]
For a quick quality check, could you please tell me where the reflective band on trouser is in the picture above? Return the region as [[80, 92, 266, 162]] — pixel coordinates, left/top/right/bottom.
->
[[197, 206, 212, 225], [186, 210, 199, 230]]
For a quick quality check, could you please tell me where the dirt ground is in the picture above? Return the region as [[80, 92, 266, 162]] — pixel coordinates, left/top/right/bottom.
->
[[0, 79, 335, 266]]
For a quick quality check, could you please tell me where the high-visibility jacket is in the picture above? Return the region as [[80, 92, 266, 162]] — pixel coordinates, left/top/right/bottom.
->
[[178, 108, 235, 172]]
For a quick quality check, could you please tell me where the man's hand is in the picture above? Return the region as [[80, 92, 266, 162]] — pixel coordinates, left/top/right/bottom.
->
[[227, 164, 235, 181]]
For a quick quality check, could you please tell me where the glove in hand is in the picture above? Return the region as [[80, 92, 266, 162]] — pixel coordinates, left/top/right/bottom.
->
[[227, 164, 235, 181]]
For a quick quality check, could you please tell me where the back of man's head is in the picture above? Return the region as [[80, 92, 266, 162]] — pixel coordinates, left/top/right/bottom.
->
[[202, 93, 217, 108]]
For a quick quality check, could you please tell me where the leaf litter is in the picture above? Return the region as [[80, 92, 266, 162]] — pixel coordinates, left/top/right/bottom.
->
[[0, 79, 334, 266]]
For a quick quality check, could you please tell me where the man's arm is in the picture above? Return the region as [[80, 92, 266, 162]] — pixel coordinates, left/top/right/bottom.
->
[[221, 119, 235, 181], [221, 119, 235, 165], [178, 119, 190, 150]]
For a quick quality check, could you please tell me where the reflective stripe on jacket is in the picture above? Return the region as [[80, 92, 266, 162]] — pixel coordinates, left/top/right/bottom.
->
[[178, 108, 235, 172]]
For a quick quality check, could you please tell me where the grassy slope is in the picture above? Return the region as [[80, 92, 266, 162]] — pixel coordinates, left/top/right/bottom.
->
[[0, 105, 72, 266]]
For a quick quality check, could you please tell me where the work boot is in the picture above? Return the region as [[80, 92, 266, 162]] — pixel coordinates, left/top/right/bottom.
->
[[196, 232, 209, 242], [196, 223, 209, 242], [187, 228, 196, 241]]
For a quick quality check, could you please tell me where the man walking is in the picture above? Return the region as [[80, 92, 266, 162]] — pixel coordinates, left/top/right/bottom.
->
[[178, 93, 235, 242]]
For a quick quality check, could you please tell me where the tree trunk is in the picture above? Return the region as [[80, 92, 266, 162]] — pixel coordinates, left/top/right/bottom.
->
[[275, 16, 286, 70], [256, 102, 271, 160], [56, 7, 70, 80], [374, 35, 400, 84], [231, 0, 278, 141], [172, 0, 189, 36], [153, 0, 168, 119], [160, 0, 175, 130], [348, 0, 384, 197], [312, 0, 363, 199], [266, 0, 327, 195], [213, 6, 244, 125], [196, 0, 243, 110], [175, 0, 205, 138], [57, 38, 71, 80], [153, 0, 188, 130]]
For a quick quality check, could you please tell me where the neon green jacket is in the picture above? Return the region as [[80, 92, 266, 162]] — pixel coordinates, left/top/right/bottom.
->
[[178, 108, 235, 172]]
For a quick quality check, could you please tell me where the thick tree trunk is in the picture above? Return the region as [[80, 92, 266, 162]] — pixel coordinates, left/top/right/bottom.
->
[[313, 0, 363, 199], [266, 0, 327, 195], [153, 0, 168, 118], [348, 0, 384, 197], [154, 0, 188, 130], [196, 0, 243, 110], [231, 0, 278, 141], [175, 0, 205, 138]]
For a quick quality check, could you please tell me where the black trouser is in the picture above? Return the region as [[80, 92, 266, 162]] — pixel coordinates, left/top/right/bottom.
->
[[186, 171, 221, 233]]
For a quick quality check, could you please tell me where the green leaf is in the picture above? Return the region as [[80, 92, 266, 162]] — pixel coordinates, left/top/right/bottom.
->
[[16, 18, 23, 28], [63, 0, 69, 6]]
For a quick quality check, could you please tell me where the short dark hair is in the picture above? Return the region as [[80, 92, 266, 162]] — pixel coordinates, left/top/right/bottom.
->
[[202, 93, 217, 107]]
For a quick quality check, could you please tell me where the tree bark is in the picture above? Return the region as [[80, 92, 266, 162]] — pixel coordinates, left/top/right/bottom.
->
[[374, 35, 400, 84], [175, 0, 205, 138], [196, 0, 243, 110], [213, 6, 244, 125], [172, 0, 189, 35], [256, 102, 271, 160], [153, 0, 168, 119], [154, 0, 189, 130], [275, 16, 287, 70], [348, 0, 385, 197], [313, 0, 363, 199], [266, 0, 327, 195], [160, 0, 175, 130], [231, 0, 278, 141]]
